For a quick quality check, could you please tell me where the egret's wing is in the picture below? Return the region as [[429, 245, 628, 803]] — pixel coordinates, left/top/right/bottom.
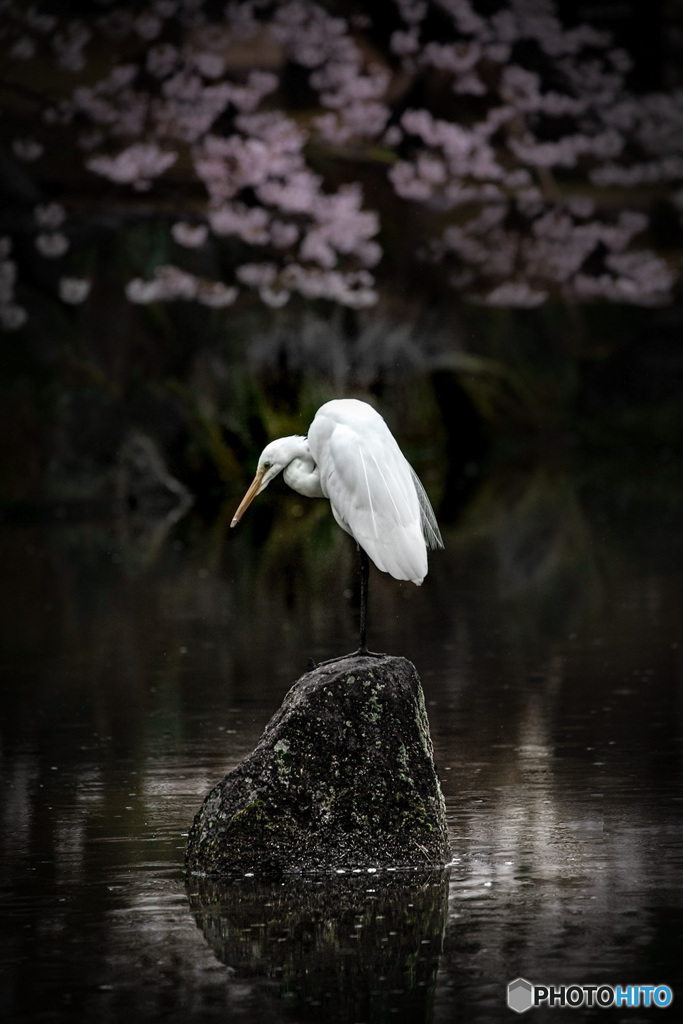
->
[[314, 415, 436, 583]]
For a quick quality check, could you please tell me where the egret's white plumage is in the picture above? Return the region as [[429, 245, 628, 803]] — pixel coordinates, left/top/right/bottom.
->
[[231, 399, 443, 585]]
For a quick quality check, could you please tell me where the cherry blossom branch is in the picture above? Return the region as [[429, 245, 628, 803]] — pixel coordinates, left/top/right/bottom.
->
[[0, 0, 680, 331]]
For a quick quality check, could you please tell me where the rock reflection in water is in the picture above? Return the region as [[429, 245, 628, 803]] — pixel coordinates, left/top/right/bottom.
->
[[188, 869, 450, 1022]]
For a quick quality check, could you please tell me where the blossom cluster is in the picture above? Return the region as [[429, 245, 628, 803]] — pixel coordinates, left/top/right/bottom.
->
[[0, 0, 680, 329], [0, 237, 27, 331], [126, 265, 239, 307], [269, 1, 392, 145], [434, 203, 674, 306], [377, 0, 680, 305], [2, 194, 92, 324]]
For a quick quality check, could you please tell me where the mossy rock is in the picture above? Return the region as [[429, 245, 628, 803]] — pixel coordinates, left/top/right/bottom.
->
[[185, 654, 450, 876]]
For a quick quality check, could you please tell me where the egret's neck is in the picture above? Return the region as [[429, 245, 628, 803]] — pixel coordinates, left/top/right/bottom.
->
[[283, 442, 323, 499]]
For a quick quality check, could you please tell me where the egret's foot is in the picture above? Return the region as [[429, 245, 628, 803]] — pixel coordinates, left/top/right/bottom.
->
[[309, 651, 351, 668], [356, 646, 386, 659], [309, 647, 387, 669]]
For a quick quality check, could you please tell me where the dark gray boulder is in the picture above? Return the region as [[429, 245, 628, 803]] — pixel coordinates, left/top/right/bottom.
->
[[185, 654, 450, 876]]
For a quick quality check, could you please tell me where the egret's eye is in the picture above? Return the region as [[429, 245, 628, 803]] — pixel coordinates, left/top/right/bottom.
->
[[263, 460, 272, 469]]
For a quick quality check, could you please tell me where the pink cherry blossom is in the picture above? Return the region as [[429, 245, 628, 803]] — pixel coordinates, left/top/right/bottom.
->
[[35, 233, 69, 258], [1, 0, 680, 316], [13, 138, 44, 162], [196, 282, 239, 307], [0, 258, 17, 303], [87, 143, 178, 190], [0, 248, 27, 329], [35, 203, 66, 229], [484, 282, 548, 307], [0, 304, 27, 331], [171, 222, 209, 248], [10, 36, 36, 61], [59, 278, 91, 304], [52, 21, 91, 73]]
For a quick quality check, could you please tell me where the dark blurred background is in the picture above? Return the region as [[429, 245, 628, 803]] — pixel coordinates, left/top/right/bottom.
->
[[0, 0, 681, 521]]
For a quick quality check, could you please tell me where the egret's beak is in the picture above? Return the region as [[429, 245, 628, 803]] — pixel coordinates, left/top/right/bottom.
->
[[231, 466, 267, 527]]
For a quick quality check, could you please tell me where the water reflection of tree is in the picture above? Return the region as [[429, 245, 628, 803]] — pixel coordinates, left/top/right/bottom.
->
[[458, 465, 602, 642]]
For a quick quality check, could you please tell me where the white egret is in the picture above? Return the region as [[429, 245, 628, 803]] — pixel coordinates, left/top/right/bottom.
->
[[231, 398, 443, 653]]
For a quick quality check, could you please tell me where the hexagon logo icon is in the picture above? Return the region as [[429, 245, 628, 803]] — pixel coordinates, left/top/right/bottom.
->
[[508, 977, 534, 1013]]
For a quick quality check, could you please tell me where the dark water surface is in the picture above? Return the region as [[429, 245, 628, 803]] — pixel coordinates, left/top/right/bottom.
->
[[1, 461, 682, 1023]]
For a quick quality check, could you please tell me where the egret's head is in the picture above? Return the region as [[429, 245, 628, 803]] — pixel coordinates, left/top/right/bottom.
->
[[230, 436, 305, 527]]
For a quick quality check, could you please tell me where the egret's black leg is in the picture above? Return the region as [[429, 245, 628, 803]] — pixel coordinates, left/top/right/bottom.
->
[[359, 546, 369, 654], [354, 546, 384, 658], [311, 545, 385, 667]]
